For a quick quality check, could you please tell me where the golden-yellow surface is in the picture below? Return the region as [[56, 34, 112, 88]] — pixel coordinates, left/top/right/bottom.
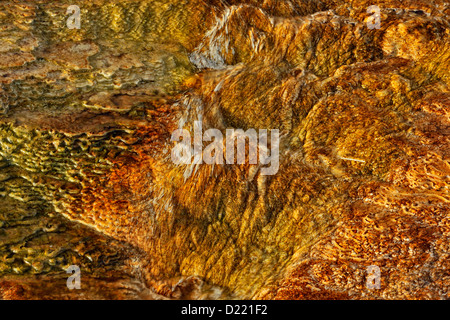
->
[[0, 0, 448, 299]]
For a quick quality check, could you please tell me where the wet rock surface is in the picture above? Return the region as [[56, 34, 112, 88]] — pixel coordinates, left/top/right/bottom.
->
[[0, 0, 449, 299]]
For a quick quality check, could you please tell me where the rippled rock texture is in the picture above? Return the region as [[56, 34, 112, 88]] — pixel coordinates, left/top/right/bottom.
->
[[0, 0, 449, 299]]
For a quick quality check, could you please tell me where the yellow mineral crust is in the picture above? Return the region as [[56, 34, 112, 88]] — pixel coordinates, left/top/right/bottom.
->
[[0, 0, 448, 299]]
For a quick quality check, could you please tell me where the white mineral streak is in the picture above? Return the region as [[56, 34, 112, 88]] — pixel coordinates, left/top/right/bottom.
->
[[189, 6, 274, 70], [189, 7, 233, 69]]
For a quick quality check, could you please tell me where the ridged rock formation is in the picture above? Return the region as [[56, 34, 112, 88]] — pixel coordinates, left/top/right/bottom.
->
[[0, 0, 448, 299]]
